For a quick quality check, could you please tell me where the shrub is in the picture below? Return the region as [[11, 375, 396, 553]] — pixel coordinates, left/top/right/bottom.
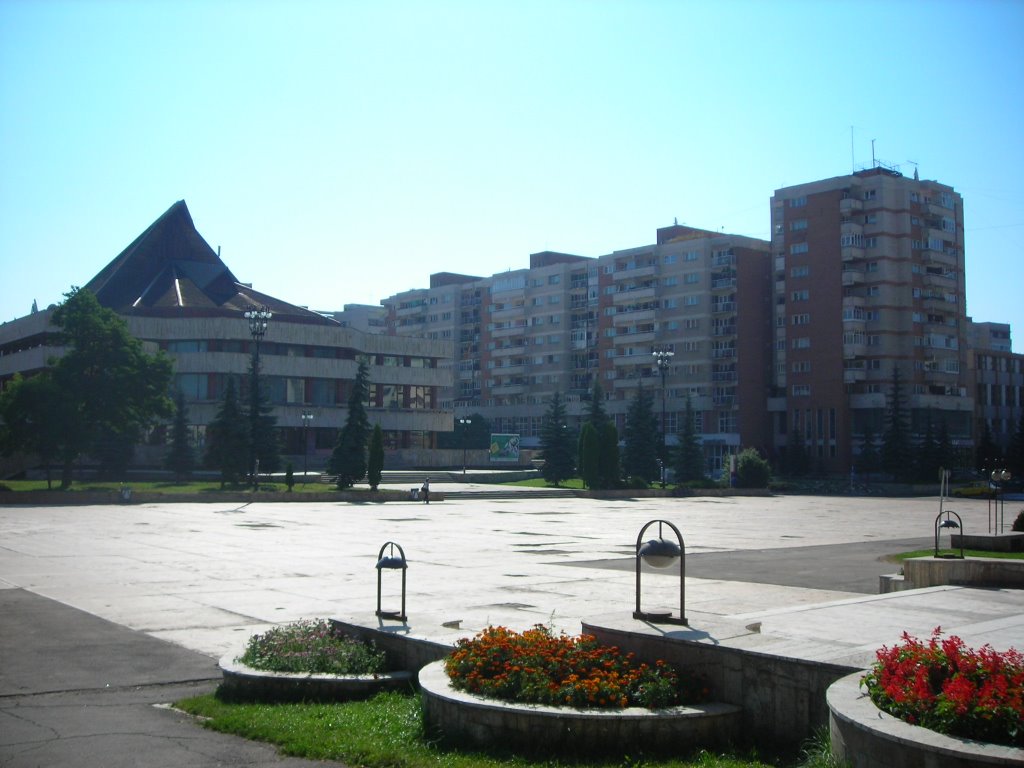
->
[[1012, 509, 1024, 532], [735, 448, 771, 488], [238, 618, 386, 675], [444, 625, 708, 710], [861, 627, 1023, 747]]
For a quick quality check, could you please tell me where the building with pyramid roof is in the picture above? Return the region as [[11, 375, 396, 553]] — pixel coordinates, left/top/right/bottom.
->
[[0, 202, 452, 476]]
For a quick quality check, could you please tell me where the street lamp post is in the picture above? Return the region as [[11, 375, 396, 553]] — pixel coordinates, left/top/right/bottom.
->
[[459, 418, 472, 474], [301, 410, 314, 484], [244, 304, 272, 490], [652, 349, 674, 488]]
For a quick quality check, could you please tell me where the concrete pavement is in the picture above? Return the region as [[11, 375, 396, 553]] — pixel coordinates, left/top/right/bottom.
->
[[1, 489, 1022, 766]]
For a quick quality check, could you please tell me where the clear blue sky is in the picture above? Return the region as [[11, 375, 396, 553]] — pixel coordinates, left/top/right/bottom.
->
[[2, 0, 1022, 351]]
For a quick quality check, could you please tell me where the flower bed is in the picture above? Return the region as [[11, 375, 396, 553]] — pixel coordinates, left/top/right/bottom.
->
[[860, 628, 1022, 747], [444, 624, 707, 709], [423, 626, 738, 757], [218, 618, 413, 702]]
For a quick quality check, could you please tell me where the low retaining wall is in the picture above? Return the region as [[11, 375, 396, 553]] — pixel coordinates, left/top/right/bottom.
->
[[953, 532, 1024, 553], [329, 619, 451, 672], [418, 660, 742, 757], [827, 672, 1024, 767], [218, 652, 414, 702], [902, 556, 1024, 589], [0, 489, 431, 505], [583, 620, 855, 749]]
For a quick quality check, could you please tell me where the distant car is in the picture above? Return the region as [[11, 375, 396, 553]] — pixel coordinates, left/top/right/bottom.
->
[[951, 481, 994, 498]]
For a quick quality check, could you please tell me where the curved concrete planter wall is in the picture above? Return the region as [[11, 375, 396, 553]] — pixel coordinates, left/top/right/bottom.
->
[[827, 672, 1024, 767], [218, 652, 414, 702], [419, 660, 742, 757]]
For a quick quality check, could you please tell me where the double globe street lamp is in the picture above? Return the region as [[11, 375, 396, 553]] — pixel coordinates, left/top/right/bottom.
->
[[244, 304, 272, 490]]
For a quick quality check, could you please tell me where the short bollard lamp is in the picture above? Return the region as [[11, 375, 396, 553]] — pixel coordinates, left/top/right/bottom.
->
[[633, 519, 687, 625], [934, 510, 964, 559], [375, 541, 408, 622]]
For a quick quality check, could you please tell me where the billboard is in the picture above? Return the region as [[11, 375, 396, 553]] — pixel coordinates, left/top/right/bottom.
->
[[489, 433, 520, 463]]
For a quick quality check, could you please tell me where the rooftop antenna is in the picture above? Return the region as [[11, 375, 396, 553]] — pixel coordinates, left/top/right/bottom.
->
[[871, 138, 876, 168], [907, 160, 919, 180], [850, 126, 855, 173]]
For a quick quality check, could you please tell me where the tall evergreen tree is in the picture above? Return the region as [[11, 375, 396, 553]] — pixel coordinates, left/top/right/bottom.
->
[[783, 422, 811, 477], [586, 380, 609, 433], [597, 422, 621, 490], [578, 422, 600, 490], [329, 359, 371, 488], [539, 392, 575, 485], [882, 366, 913, 482], [164, 388, 195, 481], [622, 382, 659, 484], [367, 423, 384, 491], [914, 411, 942, 483], [204, 377, 249, 488], [246, 356, 281, 476], [673, 395, 705, 482]]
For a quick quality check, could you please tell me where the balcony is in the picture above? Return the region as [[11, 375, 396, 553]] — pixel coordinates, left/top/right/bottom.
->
[[712, 301, 736, 314], [841, 245, 865, 262], [923, 272, 955, 289], [840, 221, 864, 238], [839, 197, 863, 215], [712, 396, 735, 407], [843, 295, 865, 309], [923, 249, 957, 268], [612, 308, 656, 323], [712, 325, 737, 337], [711, 277, 737, 291], [843, 368, 866, 384], [841, 269, 865, 286], [711, 348, 736, 359], [843, 342, 866, 359]]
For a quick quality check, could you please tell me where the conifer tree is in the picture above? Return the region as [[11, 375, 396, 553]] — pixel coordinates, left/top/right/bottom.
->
[[578, 422, 600, 489], [882, 366, 913, 481], [673, 394, 705, 482], [164, 388, 195, 480], [330, 360, 371, 488], [539, 392, 575, 485], [205, 377, 249, 488], [367, 423, 384, 491], [622, 382, 659, 484]]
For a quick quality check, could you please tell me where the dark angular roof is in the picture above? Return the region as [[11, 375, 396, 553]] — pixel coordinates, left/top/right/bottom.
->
[[84, 201, 336, 326]]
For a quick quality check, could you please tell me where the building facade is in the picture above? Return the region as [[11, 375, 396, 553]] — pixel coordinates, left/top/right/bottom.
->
[[381, 226, 772, 477], [769, 167, 974, 473], [0, 201, 452, 473]]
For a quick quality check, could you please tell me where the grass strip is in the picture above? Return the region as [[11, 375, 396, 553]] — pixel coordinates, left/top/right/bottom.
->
[[175, 690, 800, 767]]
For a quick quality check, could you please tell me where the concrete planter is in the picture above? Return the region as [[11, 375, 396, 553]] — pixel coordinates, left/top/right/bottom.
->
[[419, 660, 741, 757], [827, 672, 1024, 768], [218, 652, 414, 703]]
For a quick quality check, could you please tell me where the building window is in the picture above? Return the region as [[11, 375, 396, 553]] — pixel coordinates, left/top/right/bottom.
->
[[790, 219, 808, 231], [791, 289, 809, 302], [864, 189, 876, 200], [790, 265, 810, 278], [792, 384, 810, 396], [788, 196, 807, 208], [792, 361, 811, 373], [790, 243, 809, 255], [792, 313, 811, 325], [792, 337, 811, 349]]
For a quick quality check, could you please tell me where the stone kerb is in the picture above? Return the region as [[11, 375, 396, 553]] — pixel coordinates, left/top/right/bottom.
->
[[827, 672, 1024, 768], [418, 660, 742, 757], [218, 651, 414, 703]]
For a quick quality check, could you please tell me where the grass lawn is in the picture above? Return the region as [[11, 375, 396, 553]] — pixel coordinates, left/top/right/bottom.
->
[[175, 691, 833, 768]]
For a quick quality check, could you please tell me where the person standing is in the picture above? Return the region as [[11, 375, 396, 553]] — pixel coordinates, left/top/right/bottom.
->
[[421, 477, 430, 504]]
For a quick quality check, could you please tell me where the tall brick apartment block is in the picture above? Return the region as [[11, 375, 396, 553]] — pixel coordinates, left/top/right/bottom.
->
[[769, 167, 973, 473]]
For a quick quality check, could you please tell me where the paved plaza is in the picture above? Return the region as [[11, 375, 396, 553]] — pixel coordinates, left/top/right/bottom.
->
[[1, 489, 1021, 659], [2, 488, 1023, 767]]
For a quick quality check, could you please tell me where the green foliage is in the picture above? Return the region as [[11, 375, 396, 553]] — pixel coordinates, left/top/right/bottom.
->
[[622, 382, 660, 485], [238, 619, 386, 675], [975, 420, 1002, 473], [2, 288, 174, 488], [586, 380, 609, 433], [673, 395, 706, 483], [577, 422, 600, 489], [367, 424, 384, 490], [1007, 412, 1024, 477], [597, 421, 621, 490], [330, 360, 371, 488], [0, 372, 69, 489], [539, 392, 575, 486], [735, 448, 771, 489], [285, 462, 295, 491], [246, 356, 281, 475], [437, 413, 491, 450], [1012, 510, 1024, 533], [164, 389, 195, 480], [204, 377, 250, 487], [176, 689, 780, 766]]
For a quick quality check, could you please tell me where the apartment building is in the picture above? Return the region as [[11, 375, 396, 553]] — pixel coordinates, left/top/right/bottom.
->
[[969, 321, 1023, 454], [382, 227, 772, 476], [769, 167, 974, 473]]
